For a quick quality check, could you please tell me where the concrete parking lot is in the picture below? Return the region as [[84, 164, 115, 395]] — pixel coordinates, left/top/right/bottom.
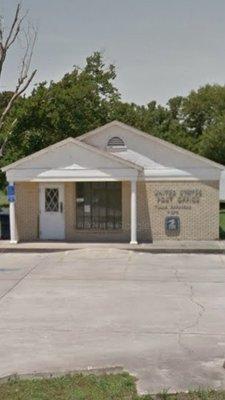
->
[[0, 247, 225, 394]]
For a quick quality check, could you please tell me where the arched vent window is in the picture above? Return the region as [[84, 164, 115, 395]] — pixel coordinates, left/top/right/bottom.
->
[[107, 136, 127, 151]]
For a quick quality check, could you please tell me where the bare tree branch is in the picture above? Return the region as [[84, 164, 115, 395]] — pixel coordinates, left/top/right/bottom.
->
[[0, 3, 37, 156], [0, 4, 20, 76], [0, 69, 37, 131], [4, 4, 20, 49]]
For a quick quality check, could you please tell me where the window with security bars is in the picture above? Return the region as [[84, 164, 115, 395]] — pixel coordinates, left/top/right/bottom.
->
[[76, 182, 122, 230], [45, 188, 59, 212]]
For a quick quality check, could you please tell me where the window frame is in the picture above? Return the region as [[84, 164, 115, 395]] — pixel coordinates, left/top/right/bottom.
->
[[76, 182, 122, 231], [45, 188, 59, 212]]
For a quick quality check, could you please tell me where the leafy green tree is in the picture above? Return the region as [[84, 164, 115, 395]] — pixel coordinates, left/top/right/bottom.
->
[[110, 101, 146, 129], [181, 84, 225, 137], [167, 96, 183, 119], [5, 52, 119, 161], [2, 54, 225, 183], [199, 116, 225, 164]]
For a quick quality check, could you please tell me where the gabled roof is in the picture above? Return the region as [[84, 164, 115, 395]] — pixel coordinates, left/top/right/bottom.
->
[[77, 120, 225, 171], [2, 136, 142, 172], [3, 121, 224, 175]]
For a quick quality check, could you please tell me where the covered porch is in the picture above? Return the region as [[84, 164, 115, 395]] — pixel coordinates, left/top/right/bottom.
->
[[9, 179, 139, 244], [2, 136, 148, 244]]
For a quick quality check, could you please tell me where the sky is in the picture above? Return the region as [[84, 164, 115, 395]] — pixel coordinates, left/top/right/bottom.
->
[[1, 0, 225, 105]]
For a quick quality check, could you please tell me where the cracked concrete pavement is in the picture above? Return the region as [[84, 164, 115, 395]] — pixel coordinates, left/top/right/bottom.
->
[[0, 247, 225, 393]]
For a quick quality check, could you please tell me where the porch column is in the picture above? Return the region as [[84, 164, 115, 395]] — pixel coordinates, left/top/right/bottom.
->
[[9, 182, 17, 244], [130, 179, 137, 244]]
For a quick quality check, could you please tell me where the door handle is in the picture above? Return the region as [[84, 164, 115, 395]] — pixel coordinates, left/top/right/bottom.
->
[[60, 202, 63, 213]]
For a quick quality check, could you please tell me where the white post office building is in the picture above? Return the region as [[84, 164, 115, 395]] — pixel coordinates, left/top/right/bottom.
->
[[2, 121, 223, 243]]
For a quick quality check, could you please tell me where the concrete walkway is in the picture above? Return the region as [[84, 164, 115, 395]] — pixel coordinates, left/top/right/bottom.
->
[[0, 240, 225, 253], [0, 248, 225, 393]]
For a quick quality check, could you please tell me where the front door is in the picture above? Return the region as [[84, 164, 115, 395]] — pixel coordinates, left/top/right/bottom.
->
[[39, 183, 65, 240]]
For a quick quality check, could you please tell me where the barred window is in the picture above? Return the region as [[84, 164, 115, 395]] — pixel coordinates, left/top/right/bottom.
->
[[76, 182, 122, 230]]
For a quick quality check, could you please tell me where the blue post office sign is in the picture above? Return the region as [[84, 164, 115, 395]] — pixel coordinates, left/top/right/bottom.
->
[[165, 216, 180, 236], [7, 184, 16, 203]]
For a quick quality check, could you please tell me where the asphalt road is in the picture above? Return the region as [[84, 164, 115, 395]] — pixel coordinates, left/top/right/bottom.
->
[[0, 248, 225, 394]]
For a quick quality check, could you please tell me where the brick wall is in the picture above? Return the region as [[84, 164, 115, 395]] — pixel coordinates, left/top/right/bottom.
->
[[15, 182, 39, 241], [65, 182, 76, 240], [14, 180, 219, 242], [143, 180, 219, 240], [114, 180, 219, 241]]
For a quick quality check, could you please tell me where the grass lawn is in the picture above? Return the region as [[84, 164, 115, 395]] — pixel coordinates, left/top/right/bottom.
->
[[0, 373, 224, 400]]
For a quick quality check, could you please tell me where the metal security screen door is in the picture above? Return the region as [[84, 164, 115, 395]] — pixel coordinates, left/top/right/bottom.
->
[[39, 183, 65, 240], [76, 182, 122, 230]]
